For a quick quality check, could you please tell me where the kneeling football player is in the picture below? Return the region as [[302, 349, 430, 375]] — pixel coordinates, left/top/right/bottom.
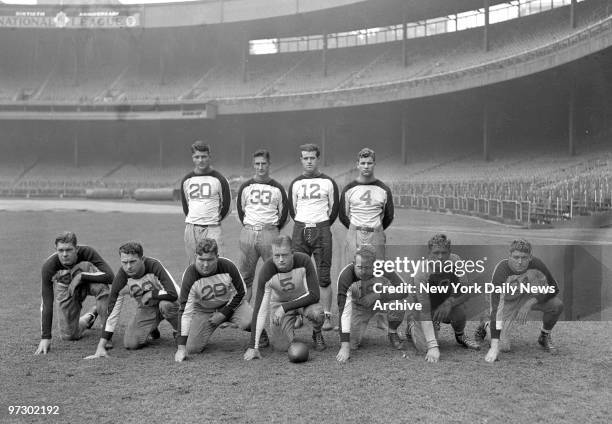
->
[[86, 242, 180, 358], [174, 238, 254, 362], [244, 235, 325, 360], [405, 234, 480, 362], [480, 239, 564, 362], [335, 246, 409, 363]]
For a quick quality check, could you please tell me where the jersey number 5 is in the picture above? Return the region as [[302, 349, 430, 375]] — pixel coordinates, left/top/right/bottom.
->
[[279, 277, 295, 292], [189, 183, 212, 199]]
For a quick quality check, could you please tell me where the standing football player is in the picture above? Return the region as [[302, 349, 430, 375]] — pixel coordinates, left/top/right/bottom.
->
[[288, 143, 339, 331], [85, 242, 179, 358], [405, 234, 481, 360], [236, 149, 288, 303], [339, 147, 394, 261], [481, 239, 564, 362], [35, 231, 114, 355], [180, 141, 231, 265], [175, 238, 256, 362], [244, 236, 326, 360], [335, 246, 409, 363]]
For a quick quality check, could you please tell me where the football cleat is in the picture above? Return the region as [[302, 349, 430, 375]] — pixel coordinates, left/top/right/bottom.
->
[[312, 331, 326, 351], [259, 330, 270, 348], [322, 313, 334, 331], [433, 320, 441, 332], [104, 339, 114, 350], [79, 312, 97, 330], [474, 322, 488, 342], [455, 333, 481, 350], [149, 327, 161, 340], [538, 332, 558, 354], [388, 332, 402, 350], [293, 315, 304, 329]]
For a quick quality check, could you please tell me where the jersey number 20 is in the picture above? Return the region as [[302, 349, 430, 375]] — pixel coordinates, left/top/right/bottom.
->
[[189, 183, 212, 199]]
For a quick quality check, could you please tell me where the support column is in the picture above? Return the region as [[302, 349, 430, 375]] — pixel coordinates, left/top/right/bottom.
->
[[483, 0, 490, 52], [568, 80, 576, 156], [570, 0, 577, 29], [242, 35, 248, 83], [322, 32, 328, 77], [321, 123, 327, 167], [158, 125, 164, 168], [73, 124, 79, 168], [240, 117, 247, 168], [483, 101, 490, 161], [402, 21, 408, 67], [401, 113, 408, 165]]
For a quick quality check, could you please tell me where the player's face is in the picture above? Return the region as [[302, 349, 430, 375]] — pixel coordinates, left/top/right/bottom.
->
[[195, 252, 219, 276], [192, 151, 211, 173], [253, 156, 270, 179], [354, 255, 374, 280], [272, 245, 293, 272], [300, 151, 319, 174], [429, 246, 450, 262], [56, 242, 78, 267], [508, 250, 531, 273], [357, 156, 375, 177], [120, 253, 145, 278]]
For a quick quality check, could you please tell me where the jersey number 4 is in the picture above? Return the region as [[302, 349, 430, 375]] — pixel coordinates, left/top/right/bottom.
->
[[189, 183, 212, 199], [201, 283, 227, 300], [359, 190, 372, 206], [250, 189, 272, 205], [300, 183, 321, 199]]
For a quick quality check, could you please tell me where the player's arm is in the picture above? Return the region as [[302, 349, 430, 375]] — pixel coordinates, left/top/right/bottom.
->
[[338, 187, 350, 229], [218, 261, 246, 318], [328, 177, 340, 225], [218, 173, 232, 221], [485, 261, 508, 362], [236, 181, 247, 224], [180, 175, 190, 216], [276, 182, 289, 230], [78, 247, 114, 284], [175, 285, 198, 362], [245, 267, 273, 360], [36, 262, 56, 354], [280, 257, 320, 312], [336, 265, 356, 363], [413, 271, 440, 361], [287, 179, 297, 220], [149, 259, 178, 302], [381, 184, 394, 230]]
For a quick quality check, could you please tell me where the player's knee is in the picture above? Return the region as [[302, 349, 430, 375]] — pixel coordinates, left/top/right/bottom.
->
[[159, 301, 178, 317], [186, 341, 205, 355], [271, 337, 291, 352], [60, 333, 81, 341], [548, 296, 564, 314], [448, 305, 467, 324], [124, 338, 144, 350]]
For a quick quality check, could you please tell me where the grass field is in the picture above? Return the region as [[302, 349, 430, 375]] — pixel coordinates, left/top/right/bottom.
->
[[0, 204, 611, 424]]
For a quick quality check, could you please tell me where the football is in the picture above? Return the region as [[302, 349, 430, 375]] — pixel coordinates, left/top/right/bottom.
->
[[287, 342, 310, 363]]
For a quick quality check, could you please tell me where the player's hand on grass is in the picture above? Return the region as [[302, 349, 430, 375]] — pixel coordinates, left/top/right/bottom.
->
[[174, 346, 187, 362], [84, 339, 110, 360], [485, 339, 500, 362], [68, 273, 82, 297], [272, 307, 285, 326], [425, 346, 440, 363], [35, 339, 51, 355], [244, 348, 261, 361], [208, 311, 226, 327], [433, 301, 452, 322], [336, 342, 351, 363]]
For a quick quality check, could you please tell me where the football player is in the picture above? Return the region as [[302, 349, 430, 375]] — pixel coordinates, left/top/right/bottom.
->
[[339, 147, 393, 261], [174, 238, 255, 362], [35, 231, 114, 355], [244, 235, 325, 360], [288, 143, 339, 331], [480, 239, 564, 362], [405, 234, 481, 361], [85, 242, 179, 358], [236, 149, 288, 302], [335, 246, 409, 363], [180, 141, 231, 264]]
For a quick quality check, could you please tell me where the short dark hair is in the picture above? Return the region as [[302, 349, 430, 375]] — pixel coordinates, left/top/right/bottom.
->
[[510, 239, 532, 255], [299, 143, 320, 158], [428, 234, 451, 251], [271, 235, 293, 250], [196, 238, 218, 256], [358, 147, 376, 161], [191, 140, 210, 155], [253, 149, 270, 162], [55, 231, 77, 247], [119, 241, 143, 257], [355, 245, 376, 264]]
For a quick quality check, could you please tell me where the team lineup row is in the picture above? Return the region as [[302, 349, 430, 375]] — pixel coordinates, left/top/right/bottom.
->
[[35, 141, 564, 363]]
